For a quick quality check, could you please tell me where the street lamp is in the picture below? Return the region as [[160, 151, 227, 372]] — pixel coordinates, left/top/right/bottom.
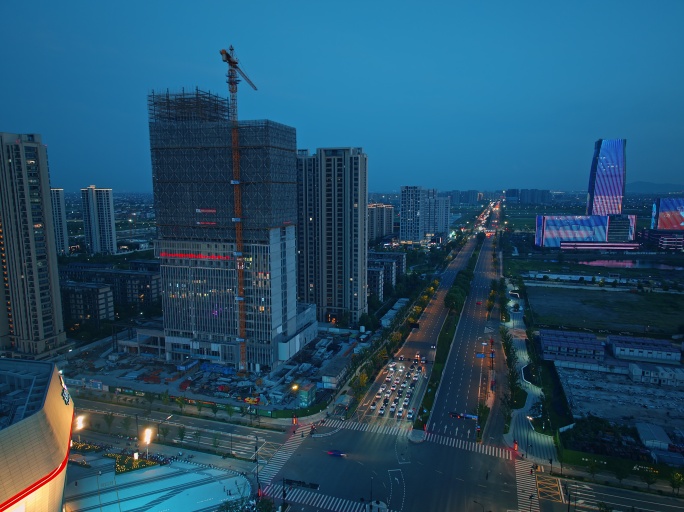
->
[[144, 428, 152, 459], [157, 414, 173, 442], [473, 500, 484, 512], [75, 415, 85, 443], [291, 384, 299, 426], [529, 493, 535, 512], [255, 435, 261, 498]]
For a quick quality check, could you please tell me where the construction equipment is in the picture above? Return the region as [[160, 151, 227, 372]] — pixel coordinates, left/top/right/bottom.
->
[[220, 46, 257, 372]]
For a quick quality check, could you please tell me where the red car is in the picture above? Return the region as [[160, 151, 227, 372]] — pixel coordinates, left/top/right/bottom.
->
[[476, 301, 482, 305]]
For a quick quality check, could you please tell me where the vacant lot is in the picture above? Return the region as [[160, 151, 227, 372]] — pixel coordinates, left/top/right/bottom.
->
[[526, 285, 684, 335]]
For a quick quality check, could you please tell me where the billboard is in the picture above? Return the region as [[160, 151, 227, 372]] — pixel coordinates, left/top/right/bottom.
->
[[652, 198, 684, 230], [536, 215, 608, 248]]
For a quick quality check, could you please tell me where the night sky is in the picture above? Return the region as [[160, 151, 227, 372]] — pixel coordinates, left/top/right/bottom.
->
[[2, 1, 682, 193]]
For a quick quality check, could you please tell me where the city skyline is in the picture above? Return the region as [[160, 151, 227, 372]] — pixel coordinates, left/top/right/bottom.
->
[[2, 1, 683, 193]]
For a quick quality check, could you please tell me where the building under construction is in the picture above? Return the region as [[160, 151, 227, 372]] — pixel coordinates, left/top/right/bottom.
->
[[148, 88, 317, 372]]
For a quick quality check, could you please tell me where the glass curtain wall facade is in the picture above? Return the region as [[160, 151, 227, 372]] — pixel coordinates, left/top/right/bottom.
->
[[586, 139, 626, 216]]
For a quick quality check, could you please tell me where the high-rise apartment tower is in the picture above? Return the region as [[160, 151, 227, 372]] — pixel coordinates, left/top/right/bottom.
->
[[400, 186, 426, 243], [148, 89, 316, 372], [81, 185, 117, 254], [0, 133, 67, 355], [297, 148, 368, 325], [50, 188, 69, 255]]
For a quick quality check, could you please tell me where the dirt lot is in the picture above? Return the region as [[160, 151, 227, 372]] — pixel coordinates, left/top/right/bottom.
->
[[557, 367, 684, 435], [526, 285, 684, 335]]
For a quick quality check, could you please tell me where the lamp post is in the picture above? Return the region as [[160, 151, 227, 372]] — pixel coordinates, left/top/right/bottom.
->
[[144, 428, 152, 459], [75, 415, 85, 443], [157, 414, 173, 441], [255, 435, 261, 498], [529, 493, 535, 512], [473, 500, 484, 512]]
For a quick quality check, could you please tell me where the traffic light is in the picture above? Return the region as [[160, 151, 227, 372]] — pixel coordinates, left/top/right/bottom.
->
[[292, 413, 298, 425]]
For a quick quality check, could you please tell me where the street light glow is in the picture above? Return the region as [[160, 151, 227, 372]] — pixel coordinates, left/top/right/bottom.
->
[[76, 415, 84, 430], [144, 428, 152, 445]]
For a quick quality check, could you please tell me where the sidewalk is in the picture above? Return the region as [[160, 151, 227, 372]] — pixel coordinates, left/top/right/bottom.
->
[[501, 335, 558, 468]]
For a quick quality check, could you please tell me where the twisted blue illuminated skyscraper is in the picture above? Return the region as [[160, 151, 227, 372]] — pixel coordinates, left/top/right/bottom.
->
[[586, 139, 627, 216]]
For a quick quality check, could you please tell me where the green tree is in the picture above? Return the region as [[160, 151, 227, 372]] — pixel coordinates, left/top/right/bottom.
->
[[255, 497, 276, 512], [226, 405, 234, 421], [121, 416, 132, 436], [587, 460, 599, 481], [193, 429, 202, 447], [640, 468, 658, 490], [196, 401, 203, 416], [161, 390, 170, 407], [177, 425, 186, 446], [159, 426, 169, 442], [176, 396, 186, 414], [597, 502, 613, 512], [669, 471, 683, 495], [613, 465, 631, 485], [212, 433, 220, 452], [104, 412, 115, 434], [144, 392, 155, 414], [211, 403, 219, 418]]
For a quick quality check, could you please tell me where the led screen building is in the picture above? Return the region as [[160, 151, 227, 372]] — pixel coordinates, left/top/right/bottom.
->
[[0, 360, 74, 512], [535, 216, 608, 248], [586, 139, 626, 216], [651, 198, 684, 230]]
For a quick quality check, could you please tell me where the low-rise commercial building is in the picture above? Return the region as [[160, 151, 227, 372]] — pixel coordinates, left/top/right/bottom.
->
[[0, 360, 74, 512], [609, 335, 681, 365], [540, 330, 605, 363]]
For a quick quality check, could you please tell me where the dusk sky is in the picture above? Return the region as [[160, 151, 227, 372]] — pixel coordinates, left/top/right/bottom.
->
[[3, 1, 683, 193]]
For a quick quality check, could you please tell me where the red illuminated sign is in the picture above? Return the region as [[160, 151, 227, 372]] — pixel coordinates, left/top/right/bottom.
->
[[159, 252, 232, 260]]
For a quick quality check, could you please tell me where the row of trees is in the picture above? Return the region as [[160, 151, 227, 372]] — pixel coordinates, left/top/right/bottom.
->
[[498, 326, 522, 431]]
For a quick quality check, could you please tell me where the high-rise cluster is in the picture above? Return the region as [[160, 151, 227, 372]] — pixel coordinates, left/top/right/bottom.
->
[[399, 186, 451, 244]]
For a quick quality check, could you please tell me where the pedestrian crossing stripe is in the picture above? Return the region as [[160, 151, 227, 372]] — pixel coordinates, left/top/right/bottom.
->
[[515, 459, 540, 512], [263, 483, 399, 512], [424, 432, 512, 460], [322, 418, 408, 437], [257, 425, 309, 485]]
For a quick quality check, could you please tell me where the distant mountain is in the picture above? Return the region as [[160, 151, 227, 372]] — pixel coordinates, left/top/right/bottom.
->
[[626, 181, 684, 194]]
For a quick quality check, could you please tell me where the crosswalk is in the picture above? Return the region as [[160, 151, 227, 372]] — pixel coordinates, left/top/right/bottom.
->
[[263, 483, 398, 512], [425, 432, 512, 460], [515, 459, 540, 512], [257, 425, 310, 485], [322, 418, 408, 437]]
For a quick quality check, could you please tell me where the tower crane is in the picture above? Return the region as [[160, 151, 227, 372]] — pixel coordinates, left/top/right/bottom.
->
[[220, 46, 257, 372]]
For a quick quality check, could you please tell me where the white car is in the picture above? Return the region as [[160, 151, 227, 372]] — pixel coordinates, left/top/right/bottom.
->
[[403, 398, 410, 406], [389, 405, 396, 414], [378, 407, 385, 416], [397, 408, 404, 418], [407, 409, 414, 420], [370, 402, 377, 410]]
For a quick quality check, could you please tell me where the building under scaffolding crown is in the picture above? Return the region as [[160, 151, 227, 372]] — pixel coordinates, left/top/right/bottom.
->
[[149, 88, 298, 243], [147, 88, 316, 372]]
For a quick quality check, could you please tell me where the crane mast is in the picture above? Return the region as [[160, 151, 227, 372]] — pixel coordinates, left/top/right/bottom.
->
[[220, 46, 257, 372]]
